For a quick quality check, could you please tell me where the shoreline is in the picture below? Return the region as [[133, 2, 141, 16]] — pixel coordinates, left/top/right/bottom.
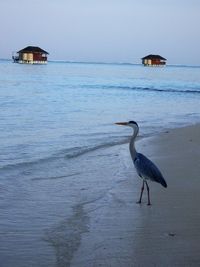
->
[[70, 123, 200, 266]]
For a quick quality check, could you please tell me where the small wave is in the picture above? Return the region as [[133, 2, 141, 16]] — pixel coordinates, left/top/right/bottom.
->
[[31, 172, 81, 181], [82, 84, 200, 94], [62, 137, 129, 159], [142, 87, 200, 94], [65, 140, 127, 159], [0, 136, 129, 172], [0, 154, 60, 172]]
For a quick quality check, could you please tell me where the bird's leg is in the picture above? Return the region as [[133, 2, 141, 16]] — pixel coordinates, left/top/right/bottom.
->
[[145, 181, 151, 206], [137, 180, 144, 204]]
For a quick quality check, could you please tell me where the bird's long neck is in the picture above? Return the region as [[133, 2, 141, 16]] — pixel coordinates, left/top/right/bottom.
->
[[129, 126, 138, 161]]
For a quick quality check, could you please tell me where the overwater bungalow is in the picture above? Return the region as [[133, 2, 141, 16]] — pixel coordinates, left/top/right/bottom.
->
[[141, 54, 166, 66], [12, 46, 49, 64]]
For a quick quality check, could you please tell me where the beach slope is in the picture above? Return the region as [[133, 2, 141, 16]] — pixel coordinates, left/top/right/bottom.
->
[[71, 124, 200, 267]]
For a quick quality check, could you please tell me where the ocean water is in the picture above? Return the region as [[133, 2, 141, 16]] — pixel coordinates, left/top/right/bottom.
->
[[0, 60, 200, 266]]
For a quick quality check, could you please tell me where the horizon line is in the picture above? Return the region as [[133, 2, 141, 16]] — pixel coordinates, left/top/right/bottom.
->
[[0, 58, 200, 68]]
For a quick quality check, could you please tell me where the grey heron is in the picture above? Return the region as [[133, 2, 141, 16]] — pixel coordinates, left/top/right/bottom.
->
[[115, 121, 167, 205]]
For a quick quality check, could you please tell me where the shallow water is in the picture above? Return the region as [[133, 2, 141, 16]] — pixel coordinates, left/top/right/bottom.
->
[[1, 61, 200, 168], [0, 60, 200, 266]]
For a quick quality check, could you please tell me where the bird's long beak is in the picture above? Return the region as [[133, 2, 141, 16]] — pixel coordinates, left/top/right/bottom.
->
[[115, 122, 128, 126]]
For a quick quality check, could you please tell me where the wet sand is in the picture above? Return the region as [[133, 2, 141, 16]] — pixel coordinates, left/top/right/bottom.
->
[[70, 124, 200, 267]]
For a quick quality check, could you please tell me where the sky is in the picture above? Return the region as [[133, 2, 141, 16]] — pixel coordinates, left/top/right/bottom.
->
[[0, 0, 200, 65]]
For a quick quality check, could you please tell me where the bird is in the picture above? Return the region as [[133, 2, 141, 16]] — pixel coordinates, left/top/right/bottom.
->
[[115, 121, 167, 205]]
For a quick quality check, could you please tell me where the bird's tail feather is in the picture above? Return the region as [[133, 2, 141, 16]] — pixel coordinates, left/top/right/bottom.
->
[[160, 177, 167, 188]]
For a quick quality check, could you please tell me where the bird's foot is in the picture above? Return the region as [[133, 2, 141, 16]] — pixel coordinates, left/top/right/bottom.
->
[[136, 201, 142, 204], [147, 202, 151, 206]]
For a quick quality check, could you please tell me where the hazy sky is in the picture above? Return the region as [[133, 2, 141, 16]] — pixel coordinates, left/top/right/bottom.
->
[[1, 0, 199, 65]]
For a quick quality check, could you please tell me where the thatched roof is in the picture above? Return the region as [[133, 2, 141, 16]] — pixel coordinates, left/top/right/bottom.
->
[[142, 54, 166, 60], [17, 46, 49, 54]]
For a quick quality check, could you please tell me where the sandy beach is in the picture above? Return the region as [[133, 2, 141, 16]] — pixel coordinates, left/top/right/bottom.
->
[[69, 124, 200, 267]]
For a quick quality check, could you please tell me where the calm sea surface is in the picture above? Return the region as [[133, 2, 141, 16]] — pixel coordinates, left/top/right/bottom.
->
[[0, 60, 200, 266]]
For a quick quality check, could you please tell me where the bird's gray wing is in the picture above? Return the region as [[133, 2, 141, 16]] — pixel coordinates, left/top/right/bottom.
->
[[134, 153, 167, 187]]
